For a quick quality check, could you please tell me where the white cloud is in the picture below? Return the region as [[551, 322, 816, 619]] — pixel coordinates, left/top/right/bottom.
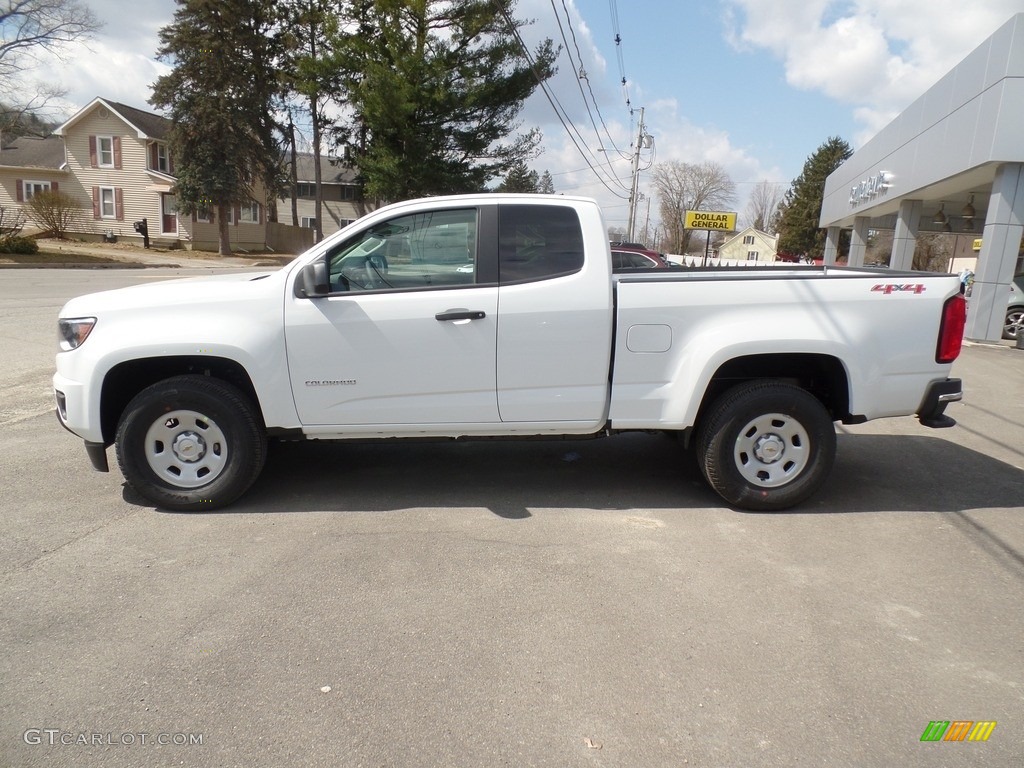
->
[[724, 0, 1022, 146]]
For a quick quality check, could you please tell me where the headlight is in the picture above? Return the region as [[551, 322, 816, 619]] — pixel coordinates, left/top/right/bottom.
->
[[58, 317, 96, 351]]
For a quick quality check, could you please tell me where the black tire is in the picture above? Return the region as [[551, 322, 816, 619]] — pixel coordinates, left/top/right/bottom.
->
[[115, 375, 266, 511], [696, 380, 836, 511], [1005, 307, 1024, 340]]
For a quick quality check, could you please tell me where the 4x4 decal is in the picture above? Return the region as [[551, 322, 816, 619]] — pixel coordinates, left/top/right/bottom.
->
[[872, 283, 927, 294]]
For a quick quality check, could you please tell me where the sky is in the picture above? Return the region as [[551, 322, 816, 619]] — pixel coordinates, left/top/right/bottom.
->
[[21, 0, 1024, 234]]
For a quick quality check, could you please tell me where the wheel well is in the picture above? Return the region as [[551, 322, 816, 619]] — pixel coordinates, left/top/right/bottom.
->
[[99, 356, 261, 445], [695, 353, 851, 431]]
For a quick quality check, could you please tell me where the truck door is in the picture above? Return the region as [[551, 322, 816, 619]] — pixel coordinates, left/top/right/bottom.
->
[[495, 203, 613, 426], [284, 206, 501, 427]]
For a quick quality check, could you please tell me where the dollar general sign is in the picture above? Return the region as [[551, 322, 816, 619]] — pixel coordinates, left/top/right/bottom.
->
[[684, 210, 737, 231]]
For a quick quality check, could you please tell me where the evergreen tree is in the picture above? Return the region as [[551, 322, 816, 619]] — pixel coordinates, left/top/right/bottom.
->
[[537, 170, 555, 194], [496, 160, 538, 192], [776, 137, 852, 259], [150, 0, 284, 255], [280, 0, 346, 241], [336, 0, 557, 201]]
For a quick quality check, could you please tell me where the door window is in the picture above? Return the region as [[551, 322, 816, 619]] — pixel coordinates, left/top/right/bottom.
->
[[326, 208, 477, 292]]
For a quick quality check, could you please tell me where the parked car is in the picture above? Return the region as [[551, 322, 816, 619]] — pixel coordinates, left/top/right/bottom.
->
[[960, 271, 1022, 340], [611, 248, 668, 270], [1006, 273, 1024, 340], [610, 242, 671, 268]]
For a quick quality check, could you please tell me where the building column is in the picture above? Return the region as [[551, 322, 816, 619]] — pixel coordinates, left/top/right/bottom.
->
[[823, 226, 840, 265], [848, 216, 870, 267], [890, 199, 922, 270], [964, 162, 1024, 342]]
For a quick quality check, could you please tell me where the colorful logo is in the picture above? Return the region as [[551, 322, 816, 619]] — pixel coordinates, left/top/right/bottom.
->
[[920, 721, 996, 742]]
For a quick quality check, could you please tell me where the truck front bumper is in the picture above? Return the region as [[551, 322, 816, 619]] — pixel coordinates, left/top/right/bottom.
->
[[917, 378, 962, 428]]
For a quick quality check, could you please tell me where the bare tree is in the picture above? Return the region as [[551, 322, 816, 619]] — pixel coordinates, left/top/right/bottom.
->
[[651, 160, 736, 254], [744, 180, 784, 233], [1, 0, 101, 139], [28, 188, 80, 238]]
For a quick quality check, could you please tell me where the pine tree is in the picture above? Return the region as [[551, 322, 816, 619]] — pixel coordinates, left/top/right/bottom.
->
[[537, 170, 555, 194], [150, 0, 284, 255], [336, 0, 557, 201], [777, 137, 852, 259], [496, 160, 539, 192]]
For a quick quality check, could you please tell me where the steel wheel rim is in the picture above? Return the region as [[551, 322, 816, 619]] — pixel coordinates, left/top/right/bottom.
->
[[733, 412, 810, 487], [144, 409, 228, 488]]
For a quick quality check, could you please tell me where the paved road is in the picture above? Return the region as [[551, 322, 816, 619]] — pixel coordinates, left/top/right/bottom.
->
[[1, 269, 1022, 767]]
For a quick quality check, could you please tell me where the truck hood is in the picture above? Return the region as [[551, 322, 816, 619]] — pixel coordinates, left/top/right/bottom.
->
[[58, 270, 283, 317]]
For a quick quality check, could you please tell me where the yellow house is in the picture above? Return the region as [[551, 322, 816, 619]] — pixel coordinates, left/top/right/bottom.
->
[[716, 226, 780, 262], [0, 97, 270, 251]]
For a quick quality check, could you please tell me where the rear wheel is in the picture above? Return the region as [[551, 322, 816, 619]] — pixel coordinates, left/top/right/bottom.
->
[[1005, 308, 1024, 340], [696, 380, 836, 511], [115, 375, 266, 511]]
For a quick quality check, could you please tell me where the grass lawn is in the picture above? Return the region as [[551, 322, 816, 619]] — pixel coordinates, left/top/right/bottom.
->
[[0, 250, 123, 265]]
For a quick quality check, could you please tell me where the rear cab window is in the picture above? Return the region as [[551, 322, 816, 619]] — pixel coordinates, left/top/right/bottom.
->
[[498, 205, 584, 284]]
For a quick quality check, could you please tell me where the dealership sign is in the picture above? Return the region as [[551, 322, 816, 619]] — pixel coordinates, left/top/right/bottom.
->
[[849, 171, 892, 207]]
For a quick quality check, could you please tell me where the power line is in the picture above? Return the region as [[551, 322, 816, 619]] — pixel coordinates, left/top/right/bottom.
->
[[495, 2, 629, 199]]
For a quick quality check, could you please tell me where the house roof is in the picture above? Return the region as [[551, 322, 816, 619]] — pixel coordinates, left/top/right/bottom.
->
[[0, 134, 66, 170], [292, 153, 359, 185], [55, 97, 170, 140]]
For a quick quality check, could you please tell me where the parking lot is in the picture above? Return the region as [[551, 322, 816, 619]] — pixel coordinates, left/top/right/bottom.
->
[[1, 267, 1022, 767]]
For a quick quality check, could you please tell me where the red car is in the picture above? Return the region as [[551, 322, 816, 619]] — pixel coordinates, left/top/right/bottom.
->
[[610, 243, 669, 270]]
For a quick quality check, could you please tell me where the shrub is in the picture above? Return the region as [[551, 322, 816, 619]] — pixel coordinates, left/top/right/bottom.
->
[[0, 236, 40, 254], [28, 189, 81, 239]]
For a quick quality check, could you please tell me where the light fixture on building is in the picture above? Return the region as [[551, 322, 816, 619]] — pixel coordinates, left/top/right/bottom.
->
[[962, 194, 976, 219], [933, 203, 947, 225]]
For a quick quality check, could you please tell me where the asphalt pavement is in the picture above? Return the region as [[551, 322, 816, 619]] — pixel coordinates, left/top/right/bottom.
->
[[0, 266, 1021, 768]]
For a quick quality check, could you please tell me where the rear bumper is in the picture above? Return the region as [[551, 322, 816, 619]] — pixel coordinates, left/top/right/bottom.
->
[[917, 378, 962, 428]]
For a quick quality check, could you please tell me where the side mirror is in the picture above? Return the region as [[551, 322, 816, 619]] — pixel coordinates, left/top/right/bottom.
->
[[299, 260, 329, 298]]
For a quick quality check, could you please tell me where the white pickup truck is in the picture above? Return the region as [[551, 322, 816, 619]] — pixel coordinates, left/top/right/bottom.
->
[[54, 194, 966, 512]]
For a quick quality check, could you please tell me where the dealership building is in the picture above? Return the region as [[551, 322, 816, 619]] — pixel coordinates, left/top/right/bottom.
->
[[819, 12, 1024, 342]]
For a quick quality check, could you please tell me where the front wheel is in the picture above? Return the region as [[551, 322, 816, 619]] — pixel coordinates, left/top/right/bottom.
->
[[115, 375, 266, 511], [696, 381, 836, 511]]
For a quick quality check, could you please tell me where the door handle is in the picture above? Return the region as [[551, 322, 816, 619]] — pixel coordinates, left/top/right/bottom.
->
[[435, 309, 486, 322]]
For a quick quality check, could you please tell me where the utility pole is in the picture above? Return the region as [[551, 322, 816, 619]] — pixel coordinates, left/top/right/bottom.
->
[[626, 107, 646, 243]]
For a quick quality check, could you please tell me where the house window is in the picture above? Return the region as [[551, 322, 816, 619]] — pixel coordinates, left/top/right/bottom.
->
[[300, 216, 317, 229], [196, 205, 212, 223], [747, 251, 759, 260], [99, 187, 116, 219], [23, 181, 51, 200], [297, 183, 314, 198], [342, 185, 358, 201], [239, 201, 260, 223], [743, 235, 755, 245], [156, 144, 170, 173], [98, 137, 115, 168]]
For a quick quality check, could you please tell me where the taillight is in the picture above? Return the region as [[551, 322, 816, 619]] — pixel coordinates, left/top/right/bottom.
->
[[936, 294, 966, 363]]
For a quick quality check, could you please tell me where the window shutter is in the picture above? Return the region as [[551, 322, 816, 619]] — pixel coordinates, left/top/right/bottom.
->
[[115, 188, 124, 221], [51, 181, 59, 192], [15, 179, 23, 202], [113, 137, 122, 170], [92, 187, 100, 219], [234, 205, 241, 225], [89, 136, 98, 168], [149, 143, 157, 170], [258, 203, 263, 225]]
